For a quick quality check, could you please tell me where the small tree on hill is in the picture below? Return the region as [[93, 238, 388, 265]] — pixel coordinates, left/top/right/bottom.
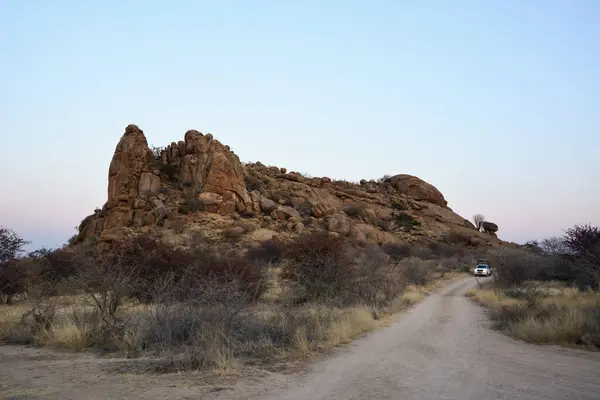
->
[[472, 214, 485, 231]]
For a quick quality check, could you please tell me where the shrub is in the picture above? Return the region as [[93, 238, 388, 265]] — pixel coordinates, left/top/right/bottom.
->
[[394, 213, 420, 230], [246, 239, 283, 264], [0, 227, 29, 304], [158, 164, 179, 182], [244, 173, 263, 192], [280, 232, 410, 307], [178, 195, 205, 214], [488, 248, 545, 287], [391, 201, 408, 211], [398, 257, 431, 286], [427, 242, 466, 259], [83, 236, 267, 304], [443, 230, 472, 246], [342, 203, 366, 218], [281, 232, 352, 304]]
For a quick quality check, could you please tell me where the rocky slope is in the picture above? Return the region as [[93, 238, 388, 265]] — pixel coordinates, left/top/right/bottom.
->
[[75, 125, 506, 249]]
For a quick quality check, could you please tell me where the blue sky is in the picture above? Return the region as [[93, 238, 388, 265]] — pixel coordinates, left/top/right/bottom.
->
[[1, 1, 598, 250]]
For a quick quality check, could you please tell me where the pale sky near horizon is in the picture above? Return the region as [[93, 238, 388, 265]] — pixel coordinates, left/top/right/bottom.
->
[[1, 1, 599, 251]]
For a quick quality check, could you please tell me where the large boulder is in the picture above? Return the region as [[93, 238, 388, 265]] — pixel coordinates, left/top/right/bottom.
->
[[388, 174, 447, 207], [482, 221, 499, 234], [327, 212, 352, 236], [260, 197, 278, 213]]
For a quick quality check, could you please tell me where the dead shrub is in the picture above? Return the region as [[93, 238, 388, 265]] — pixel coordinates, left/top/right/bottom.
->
[[444, 230, 472, 246], [246, 239, 283, 264], [398, 257, 431, 286], [381, 243, 411, 260], [489, 248, 544, 287], [280, 232, 409, 307]]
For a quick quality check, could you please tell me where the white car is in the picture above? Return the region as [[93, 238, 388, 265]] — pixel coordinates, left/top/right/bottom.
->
[[473, 264, 492, 277]]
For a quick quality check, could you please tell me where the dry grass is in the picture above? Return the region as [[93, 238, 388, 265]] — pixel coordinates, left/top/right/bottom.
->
[[467, 281, 600, 349], [1, 230, 470, 377], [0, 272, 465, 374]]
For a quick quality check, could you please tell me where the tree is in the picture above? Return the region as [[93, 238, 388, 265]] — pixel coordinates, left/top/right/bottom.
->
[[564, 224, 600, 255], [0, 227, 30, 303], [540, 236, 570, 254], [563, 224, 600, 289], [0, 227, 28, 266], [472, 214, 485, 232], [522, 240, 544, 254]]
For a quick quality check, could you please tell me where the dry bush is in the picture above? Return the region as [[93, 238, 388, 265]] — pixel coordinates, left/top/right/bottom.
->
[[280, 232, 354, 304], [488, 248, 544, 287], [397, 257, 432, 286], [0, 229, 467, 372], [246, 239, 284, 264], [381, 243, 411, 260], [0, 262, 28, 305], [243, 172, 263, 193], [177, 195, 205, 214], [443, 230, 472, 246], [132, 278, 254, 370], [488, 247, 593, 289], [280, 232, 410, 307], [468, 284, 600, 349], [92, 237, 268, 304]]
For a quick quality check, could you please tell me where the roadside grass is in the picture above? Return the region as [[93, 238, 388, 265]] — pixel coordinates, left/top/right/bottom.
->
[[466, 281, 600, 349], [0, 270, 466, 374]]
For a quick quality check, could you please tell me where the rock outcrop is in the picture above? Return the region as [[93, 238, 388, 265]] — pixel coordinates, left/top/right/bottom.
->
[[78, 125, 251, 242], [76, 124, 509, 250], [386, 174, 448, 207]]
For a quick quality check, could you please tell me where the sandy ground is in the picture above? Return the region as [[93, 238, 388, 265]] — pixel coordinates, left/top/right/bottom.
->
[[2, 277, 600, 400]]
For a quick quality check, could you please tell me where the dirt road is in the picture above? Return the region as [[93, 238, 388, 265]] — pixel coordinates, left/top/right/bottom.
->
[[2, 277, 600, 399]]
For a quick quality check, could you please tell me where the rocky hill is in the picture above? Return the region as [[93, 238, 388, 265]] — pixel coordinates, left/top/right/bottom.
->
[[75, 124, 506, 250]]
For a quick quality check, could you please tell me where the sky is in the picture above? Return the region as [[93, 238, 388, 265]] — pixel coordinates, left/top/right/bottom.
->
[[0, 0, 599, 251]]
